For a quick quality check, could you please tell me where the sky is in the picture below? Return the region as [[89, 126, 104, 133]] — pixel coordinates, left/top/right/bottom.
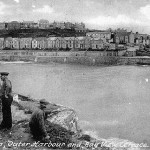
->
[[1, 0, 150, 33]]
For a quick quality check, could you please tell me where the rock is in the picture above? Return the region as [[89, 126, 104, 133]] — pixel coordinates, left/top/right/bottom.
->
[[47, 110, 78, 133], [10, 93, 147, 150], [78, 134, 91, 142], [15, 95, 80, 134], [11, 105, 30, 124]]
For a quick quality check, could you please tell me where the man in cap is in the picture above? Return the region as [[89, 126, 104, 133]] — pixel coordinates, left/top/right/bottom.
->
[[29, 99, 51, 141], [0, 72, 13, 130]]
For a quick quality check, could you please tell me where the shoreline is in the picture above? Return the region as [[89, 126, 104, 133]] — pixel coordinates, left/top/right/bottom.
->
[[0, 50, 150, 66], [6, 93, 148, 150], [0, 52, 149, 149]]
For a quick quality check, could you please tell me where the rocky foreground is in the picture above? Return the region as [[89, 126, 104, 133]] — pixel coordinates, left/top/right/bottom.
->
[[0, 94, 148, 150]]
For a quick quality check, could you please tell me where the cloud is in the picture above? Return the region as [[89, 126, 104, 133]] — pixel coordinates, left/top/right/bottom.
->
[[84, 0, 95, 7], [86, 14, 142, 27], [140, 5, 150, 20], [13, 0, 20, 3], [33, 5, 54, 14], [85, 14, 145, 31], [32, 5, 36, 8], [0, 2, 8, 15]]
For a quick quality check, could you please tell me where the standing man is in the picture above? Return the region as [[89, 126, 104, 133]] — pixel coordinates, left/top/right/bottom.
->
[[0, 72, 13, 130]]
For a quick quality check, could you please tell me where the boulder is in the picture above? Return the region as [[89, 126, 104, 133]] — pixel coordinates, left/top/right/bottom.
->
[[12, 94, 80, 134], [11, 94, 147, 150]]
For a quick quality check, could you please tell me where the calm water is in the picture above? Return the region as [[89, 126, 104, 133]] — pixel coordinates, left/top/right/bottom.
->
[[0, 62, 150, 145]]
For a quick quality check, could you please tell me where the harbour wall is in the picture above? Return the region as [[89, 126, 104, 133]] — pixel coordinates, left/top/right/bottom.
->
[[0, 50, 150, 65]]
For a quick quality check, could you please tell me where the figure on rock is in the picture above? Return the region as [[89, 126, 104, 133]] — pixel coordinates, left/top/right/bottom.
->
[[29, 99, 51, 141]]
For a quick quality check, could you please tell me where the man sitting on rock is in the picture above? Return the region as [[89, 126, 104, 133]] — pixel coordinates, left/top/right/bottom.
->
[[29, 99, 51, 141]]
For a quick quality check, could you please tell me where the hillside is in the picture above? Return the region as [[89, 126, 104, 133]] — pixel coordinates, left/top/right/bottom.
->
[[0, 28, 87, 38]]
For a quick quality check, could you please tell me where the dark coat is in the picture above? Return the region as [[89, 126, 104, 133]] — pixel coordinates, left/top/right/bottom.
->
[[0, 78, 13, 129], [29, 109, 48, 140]]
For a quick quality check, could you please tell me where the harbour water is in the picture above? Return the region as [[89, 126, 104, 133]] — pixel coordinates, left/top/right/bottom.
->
[[0, 61, 150, 146]]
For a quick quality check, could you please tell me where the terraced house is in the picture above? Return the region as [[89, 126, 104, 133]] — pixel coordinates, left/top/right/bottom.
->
[[0, 32, 141, 52], [84, 37, 92, 50], [129, 32, 135, 44], [0, 23, 6, 30], [32, 38, 38, 49], [0, 38, 4, 49], [4, 37, 13, 49], [74, 22, 86, 32], [61, 38, 67, 49], [115, 30, 135, 44], [20, 38, 32, 49], [21, 21, 35, 29], [47, 37, 53, 49], [74, 37, 81, 49], [64, 22, 74, 29], [52, 22, 65, 29], [12, 38, 20, 49], [115, 32, 129, 44], [65, 37, 74, 49], [91, 38, 104, 50], [47, 37, 57, 49], [36, 37, 47, 50], [55, 37, 62, 49], [39, 19, 49, 29], [7, 21, 21, 30], [86, 31, 112, 40], [77, 37, 85, 49]]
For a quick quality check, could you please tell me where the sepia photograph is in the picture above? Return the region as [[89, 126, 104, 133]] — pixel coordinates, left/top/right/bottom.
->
[[0, 0, 149, 149]]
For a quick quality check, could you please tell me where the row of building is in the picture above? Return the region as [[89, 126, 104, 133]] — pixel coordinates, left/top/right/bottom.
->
[[0, 20, 149, 47], [0, 29, 147, 51], [87, 29, 150, 46], [0, 20, 86, 31], [0, 36, 122, 51]]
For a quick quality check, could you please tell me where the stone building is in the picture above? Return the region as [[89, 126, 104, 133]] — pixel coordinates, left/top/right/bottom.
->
[[39, 19, 49, 29], [20, 38, 32, 49], [7, 21, 21, 30]]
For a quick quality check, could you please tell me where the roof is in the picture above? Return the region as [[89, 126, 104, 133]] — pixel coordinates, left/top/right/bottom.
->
[[56, 37, 62, 40], [91, 37, 104, 41], [23, 21, 34, 23], [5, 37, 13, 41], [86, 31, 111, 34], [39, 19, 49, 23], [118, 44, 126, 47], [115, 32, 131, 37], [64, 37, 75, 40], [134, 33, 148, 39], [12, 38, 19, 40], [20, 38, 32, 41], [47, 37, 57, 40], [47, 37, 62, 40], [127, 46, 138, 51], [9, 21, 20, 24], [75, 37, 85, 40], [0, 22, 5, 24], [35, 37, 47, 41], [65, 22, 73, 24], [54, 22, 65, 25]]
